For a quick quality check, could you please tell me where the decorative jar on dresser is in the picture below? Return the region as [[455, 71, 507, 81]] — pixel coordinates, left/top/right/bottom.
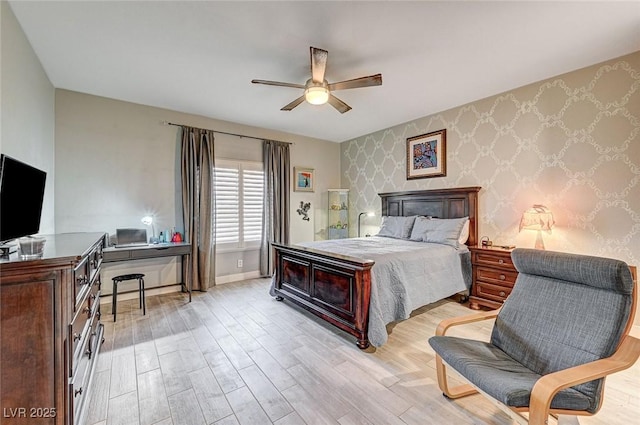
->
[[0, 232, 106, 425], [469, 245, 518, 310]]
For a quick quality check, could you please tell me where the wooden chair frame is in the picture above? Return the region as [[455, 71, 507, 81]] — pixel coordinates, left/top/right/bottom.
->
[[434, 267, 640, 425]]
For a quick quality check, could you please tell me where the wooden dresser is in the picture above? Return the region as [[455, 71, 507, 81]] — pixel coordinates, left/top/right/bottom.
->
[[469, 245, 518, 310], [0, 232, 106, 425]]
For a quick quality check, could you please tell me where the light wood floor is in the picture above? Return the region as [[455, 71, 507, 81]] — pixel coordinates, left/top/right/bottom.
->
[[87, 278, 640, 425]]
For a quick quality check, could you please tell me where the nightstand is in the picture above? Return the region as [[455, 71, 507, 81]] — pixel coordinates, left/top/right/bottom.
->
[[469, 245, 518, 310]]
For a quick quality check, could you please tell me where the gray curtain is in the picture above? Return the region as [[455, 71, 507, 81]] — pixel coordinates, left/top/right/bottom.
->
[[260, 140, 290, 276], [181, 127, 216, 291]]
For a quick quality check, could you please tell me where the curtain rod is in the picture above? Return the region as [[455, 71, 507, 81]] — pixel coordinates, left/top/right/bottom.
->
[[163, 121, 292, 145]]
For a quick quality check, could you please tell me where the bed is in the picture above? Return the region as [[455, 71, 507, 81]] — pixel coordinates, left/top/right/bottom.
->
[[271, 186, 480, 349]]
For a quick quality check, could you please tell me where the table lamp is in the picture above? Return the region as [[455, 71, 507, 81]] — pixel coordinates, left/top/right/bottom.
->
[[519, 205, 554, 250], [141, 215, 156, 243], [358, 212, 375, 237]]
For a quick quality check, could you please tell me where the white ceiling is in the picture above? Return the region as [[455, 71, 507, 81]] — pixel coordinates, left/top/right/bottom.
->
[[9, 1, 640, 143]]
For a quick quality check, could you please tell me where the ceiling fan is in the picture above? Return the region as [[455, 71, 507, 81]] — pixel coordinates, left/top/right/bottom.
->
[[251, 46, 382, 114]]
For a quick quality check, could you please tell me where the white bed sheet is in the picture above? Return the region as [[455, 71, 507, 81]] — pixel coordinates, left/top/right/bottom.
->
[[295, 236, 470, 347]]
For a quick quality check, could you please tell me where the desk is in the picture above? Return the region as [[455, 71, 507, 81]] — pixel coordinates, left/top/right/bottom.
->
[[103, 242, 192, 301]]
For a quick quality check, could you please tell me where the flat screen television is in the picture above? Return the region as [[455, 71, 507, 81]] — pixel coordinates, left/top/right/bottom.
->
[[0, 154, 47, 244]]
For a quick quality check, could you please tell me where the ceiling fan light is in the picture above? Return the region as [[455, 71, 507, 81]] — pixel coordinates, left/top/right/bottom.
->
[[305, 86, 329, 105]]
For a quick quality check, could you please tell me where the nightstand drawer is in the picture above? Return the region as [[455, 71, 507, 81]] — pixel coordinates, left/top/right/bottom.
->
[[475, 282, 512, 303], [473, 251, 515, 268], [476, 267, 517, 286], [469, 246, 518, 310]]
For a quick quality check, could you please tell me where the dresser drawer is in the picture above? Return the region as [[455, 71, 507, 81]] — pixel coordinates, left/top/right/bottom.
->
[[475, 281, 512, 303], [88, 244, 103, 283], [88, 275, 100, 313], [87, 310, 102, 356], [73, 240, 104, 311], [69, 295, 91, 372], [69, 314, 103, 425], [73, 257, 91, 311], [70, 343, 93, 422], [476, 267, 517, 286]]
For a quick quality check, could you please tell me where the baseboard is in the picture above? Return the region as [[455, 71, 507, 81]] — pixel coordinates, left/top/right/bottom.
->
[[99, 271, 263, 304], [215, 270, 262, 285], [99, 283, 182, 304]]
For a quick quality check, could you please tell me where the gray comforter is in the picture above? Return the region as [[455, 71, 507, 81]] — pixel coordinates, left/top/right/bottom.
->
[[286, 236, 471, 347]]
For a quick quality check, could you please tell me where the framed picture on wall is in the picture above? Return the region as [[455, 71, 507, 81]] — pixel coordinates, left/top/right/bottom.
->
[[406, 129, 446, 179], [294, 167, 314, 192]]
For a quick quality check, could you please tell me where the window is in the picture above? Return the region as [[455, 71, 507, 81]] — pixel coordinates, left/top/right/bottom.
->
[[214, 159, 264, 250]]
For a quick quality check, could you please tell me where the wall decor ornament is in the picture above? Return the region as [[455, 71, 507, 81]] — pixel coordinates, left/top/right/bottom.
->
[[294, 167, 314, 192], [406, 129, 446, 179], [297, 201, 311, 221]]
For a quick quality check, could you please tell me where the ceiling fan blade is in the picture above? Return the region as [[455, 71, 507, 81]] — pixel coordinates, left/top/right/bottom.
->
[[281, 95, 306, 111], [310, 47, 328, 84], [327, 94, 352, 114], [252, 79, 305, 89], [328, 74, 382, 91]]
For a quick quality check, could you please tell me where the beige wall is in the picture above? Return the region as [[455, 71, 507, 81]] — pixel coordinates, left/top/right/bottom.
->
[[342, 51, 640, 267], [1, 1, 55, 235], [3, 0, 341, 288], [55, 90, 340, 289]]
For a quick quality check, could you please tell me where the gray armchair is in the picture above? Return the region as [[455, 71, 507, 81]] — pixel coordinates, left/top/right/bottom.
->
[[429, 248, 640, 425]]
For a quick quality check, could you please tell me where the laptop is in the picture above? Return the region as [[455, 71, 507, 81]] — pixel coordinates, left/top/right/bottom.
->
[[114, 228, 148, 248]]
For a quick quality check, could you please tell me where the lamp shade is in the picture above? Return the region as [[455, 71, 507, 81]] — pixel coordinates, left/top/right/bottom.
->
[[141, 215, 156, 241], [519, 205, 555, 234], [305, 86, 329, 105]]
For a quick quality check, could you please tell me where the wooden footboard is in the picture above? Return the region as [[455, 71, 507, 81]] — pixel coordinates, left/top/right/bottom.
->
[[272, 242, 375, 348], [272, 187, 480, 349]]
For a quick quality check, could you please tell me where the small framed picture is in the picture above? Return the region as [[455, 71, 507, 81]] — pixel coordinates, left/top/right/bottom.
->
[[294, 167, 314, 192], [406, 129, 446, 179]]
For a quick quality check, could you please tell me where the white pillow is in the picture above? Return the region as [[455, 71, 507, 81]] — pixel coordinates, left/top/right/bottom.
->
[[410, 216, 470, 246], [458, 219, 470, 244], [409, 216, 431, 241], [428, 217, 469, 248], [377, 216, 417, 239]]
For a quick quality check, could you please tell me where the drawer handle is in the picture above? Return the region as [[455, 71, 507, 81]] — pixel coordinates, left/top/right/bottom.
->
[[498, 259, 504, 264], [499, 291, 506, 297], [499, 274, 506, 280], [74, 387, 83, 397], [73, 332, 81, 342], [83, 307, 91, 315], [76, 276, 88, 285]]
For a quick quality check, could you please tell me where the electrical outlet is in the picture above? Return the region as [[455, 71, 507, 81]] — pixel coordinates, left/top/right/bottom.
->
[[237, 259, 243, 268]]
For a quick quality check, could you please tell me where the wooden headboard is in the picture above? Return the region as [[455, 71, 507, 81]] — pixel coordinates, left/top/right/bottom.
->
[[378, 186, 481, 247]]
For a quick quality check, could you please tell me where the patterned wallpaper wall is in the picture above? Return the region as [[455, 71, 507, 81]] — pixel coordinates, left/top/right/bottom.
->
[[341, 51, 639, 266]]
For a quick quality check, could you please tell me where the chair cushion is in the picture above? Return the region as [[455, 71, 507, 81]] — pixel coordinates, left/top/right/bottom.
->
[[489, 248, 633, 413], [113, 273, 145, 282], [429, 336, 593, 411], [511, 248, 634, 294]]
